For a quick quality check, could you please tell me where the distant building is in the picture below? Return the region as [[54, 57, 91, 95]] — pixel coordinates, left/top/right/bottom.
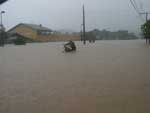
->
[[7, 23, 80, 42]]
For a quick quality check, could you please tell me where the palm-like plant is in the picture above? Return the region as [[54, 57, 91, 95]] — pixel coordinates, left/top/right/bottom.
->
[[141, 20, 150, 44]]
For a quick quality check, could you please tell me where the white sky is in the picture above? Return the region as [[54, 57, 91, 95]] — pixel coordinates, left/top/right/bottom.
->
[[1, 0, 150, 33]]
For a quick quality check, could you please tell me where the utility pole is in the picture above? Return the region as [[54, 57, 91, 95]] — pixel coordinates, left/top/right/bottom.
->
[[82, 5, 86, 45], [80, 24, 83, 41], [140, 12, 150, 22], [0, 11, 5, 47], [0, 11, 5, 28], [0, 0, 8, 47]]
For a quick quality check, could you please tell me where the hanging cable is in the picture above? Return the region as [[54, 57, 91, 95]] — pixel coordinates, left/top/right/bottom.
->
[[130, 0, 145, 21]]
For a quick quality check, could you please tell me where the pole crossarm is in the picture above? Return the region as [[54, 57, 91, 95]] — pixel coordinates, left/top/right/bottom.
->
[[139, 12, 150, 14], [139, 12, 150, 22]]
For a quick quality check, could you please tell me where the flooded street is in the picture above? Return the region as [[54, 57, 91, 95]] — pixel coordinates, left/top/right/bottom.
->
[[0, 40, 150, 113]]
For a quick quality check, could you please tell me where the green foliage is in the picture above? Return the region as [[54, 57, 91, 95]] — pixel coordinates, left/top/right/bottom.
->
[[141, 20, 150, 38], [0, 30, 8, 46], [13, 38, 26, 45]]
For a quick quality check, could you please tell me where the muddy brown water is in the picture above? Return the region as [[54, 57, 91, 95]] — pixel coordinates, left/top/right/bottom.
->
[[0, 40, 150, 113]]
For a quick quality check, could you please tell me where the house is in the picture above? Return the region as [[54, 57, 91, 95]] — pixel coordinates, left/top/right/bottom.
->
[[8, 23, 53, 42], [6, 32, 35, 44], [7, 23, 80, 42]]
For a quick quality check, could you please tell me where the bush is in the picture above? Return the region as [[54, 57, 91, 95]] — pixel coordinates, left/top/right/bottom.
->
[[13, 38, 26, 45]]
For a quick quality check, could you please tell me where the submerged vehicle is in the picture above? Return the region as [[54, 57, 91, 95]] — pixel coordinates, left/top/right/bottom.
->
[[64, 41, 76, 52]]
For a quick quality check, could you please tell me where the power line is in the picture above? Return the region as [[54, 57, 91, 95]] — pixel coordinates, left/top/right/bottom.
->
[[139, 12, 150, 22], [133, 0, 145, 21], [136, 0, 144, 11], [130, 0, 145, 21], [134, 0, 150, 22], [132, 0, 139, 11], [130, 0, 139, 14]]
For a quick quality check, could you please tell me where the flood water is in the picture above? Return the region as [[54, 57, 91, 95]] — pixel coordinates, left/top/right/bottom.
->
[[0, 40, 150, 113]]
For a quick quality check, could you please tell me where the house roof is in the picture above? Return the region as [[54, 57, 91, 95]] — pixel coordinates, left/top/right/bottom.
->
[[8, 23, 52, 32], [22, 23, 52, 31]]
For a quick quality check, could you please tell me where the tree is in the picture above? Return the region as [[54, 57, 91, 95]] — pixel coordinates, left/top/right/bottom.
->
[[0, 27, 7, 46], [13, 38, 26, 45], [141, 20, 150, 44]]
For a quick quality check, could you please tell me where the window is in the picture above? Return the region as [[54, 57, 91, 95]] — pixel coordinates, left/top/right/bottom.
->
[[38, 30, 51, 35]]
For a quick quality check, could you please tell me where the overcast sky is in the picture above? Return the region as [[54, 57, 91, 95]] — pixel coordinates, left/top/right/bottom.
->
[[1, 0, 150, 33]]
